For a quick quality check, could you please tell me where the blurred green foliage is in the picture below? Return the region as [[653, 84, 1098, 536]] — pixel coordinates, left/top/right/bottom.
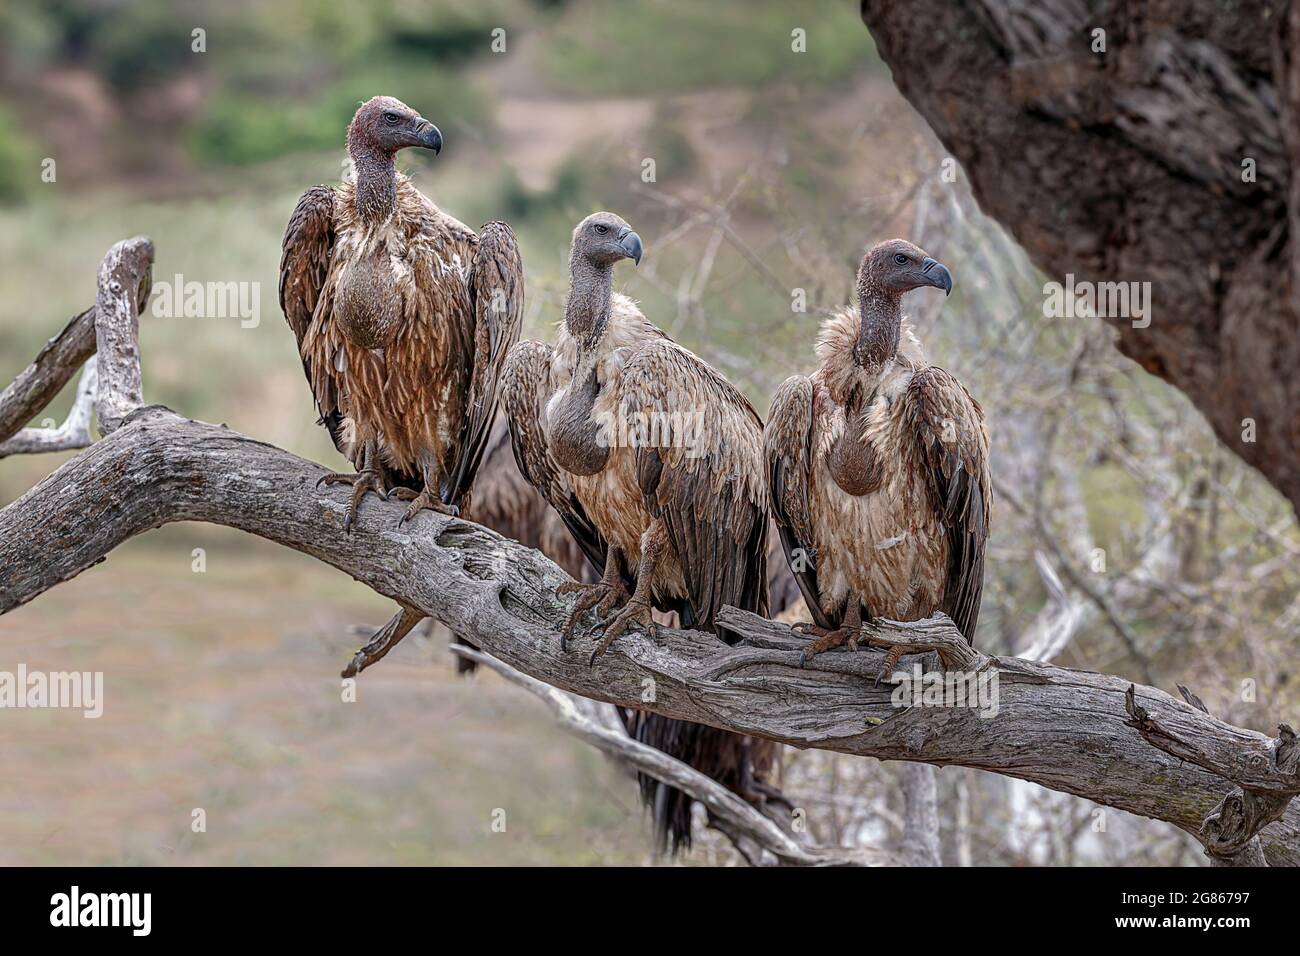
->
[[0, 0, 878, 178], [191, 66, 487, 166], [0, 0, 518, 168], [544, 0, 876, 94], [0, 107, 41, 205]]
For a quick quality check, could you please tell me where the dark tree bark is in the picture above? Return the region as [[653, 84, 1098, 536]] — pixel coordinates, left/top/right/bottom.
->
[[861, 0, 1300, 513]]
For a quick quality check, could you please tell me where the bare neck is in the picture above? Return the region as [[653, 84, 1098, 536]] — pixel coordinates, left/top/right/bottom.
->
[[348, 138, 398, 224], [853, 270, 902, 375], [565, 255, 614, 353]]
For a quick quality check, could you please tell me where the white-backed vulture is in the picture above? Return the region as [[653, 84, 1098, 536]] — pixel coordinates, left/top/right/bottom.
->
[[458, 418, 805, 671], [764, 239, 991, 676], [279, 95, 523, 530], [500, 211, 779, 853]]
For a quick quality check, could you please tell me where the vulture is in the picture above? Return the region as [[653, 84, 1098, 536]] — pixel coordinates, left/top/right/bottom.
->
[[457, 421, 805, 672], [279, 95, 523, 532], [764, 239, 991, 676], [500, 211, 778, 852]]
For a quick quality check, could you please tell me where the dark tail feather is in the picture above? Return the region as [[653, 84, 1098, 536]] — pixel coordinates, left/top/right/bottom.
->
[[621, 538, 779, 854], [627, 712, 744, 854]]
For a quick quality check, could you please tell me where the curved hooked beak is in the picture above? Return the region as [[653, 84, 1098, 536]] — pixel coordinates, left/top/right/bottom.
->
[[618, 229, 643, 266], [920, 257, 953, 296], [414, 118, 442, 155]]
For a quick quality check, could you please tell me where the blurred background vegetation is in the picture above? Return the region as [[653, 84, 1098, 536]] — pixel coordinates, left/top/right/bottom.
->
[[1, 0, 1295, 866]]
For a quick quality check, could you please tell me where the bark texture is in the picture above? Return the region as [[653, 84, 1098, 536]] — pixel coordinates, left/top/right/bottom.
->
[[861, 0, 1300, 512]]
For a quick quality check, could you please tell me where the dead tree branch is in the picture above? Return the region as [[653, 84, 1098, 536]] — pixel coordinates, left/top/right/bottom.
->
[[0, 236, 154, 451], [1125, 686, 1299, 864], [0, 357, 97, 458], [0, 308, 97, 446], [92, 237, 153, 435]]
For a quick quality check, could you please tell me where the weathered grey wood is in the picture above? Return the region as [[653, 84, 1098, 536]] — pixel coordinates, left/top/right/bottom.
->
[[1126, 685, 1299, 861], [0, 236, 152, 450], [0, 408, 1295, 865], [0, 357, 97, 458], [1127, 687, 1300, 796], [92, 237, 153, 435], [0, 308, 97, 444]]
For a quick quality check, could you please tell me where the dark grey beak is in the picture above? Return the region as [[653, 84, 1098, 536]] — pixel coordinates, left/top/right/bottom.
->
[[618, 229, 643, 266], [921, 257, 953, 296], [415, 119, 442, 155]]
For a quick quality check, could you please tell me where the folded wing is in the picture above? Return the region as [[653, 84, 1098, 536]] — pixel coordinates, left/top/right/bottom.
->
[[763, 374, 831, 629], [903, 365, 992, 642], [500, 340, 608, 577], [279, 185, 350, 457], [619, 339, 769, 630]]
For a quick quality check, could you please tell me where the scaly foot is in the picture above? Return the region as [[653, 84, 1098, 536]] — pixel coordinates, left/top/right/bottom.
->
[[874, 644, 906, 687], [590, 597, 655, 665], [792, 621, 902, 685], [558, 578, 629, 650], [385, 487, 459, 526], [340, 606, 425, 678], [792, 621, 864, 668], [317, 469, 385, 533]]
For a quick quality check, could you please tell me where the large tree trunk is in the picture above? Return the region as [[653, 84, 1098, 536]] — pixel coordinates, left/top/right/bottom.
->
[[861, 0, 1300, 513]]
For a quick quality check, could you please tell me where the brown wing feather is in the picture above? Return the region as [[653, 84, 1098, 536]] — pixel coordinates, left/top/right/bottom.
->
[[279, 186, 351, 457], [762, 374, 831, 629], [619, 340, 769, 633], [500, 340, 609, 577], [443, 221, 525, 508], [618, 341, 781, 856], [904, 366, 992, 643]]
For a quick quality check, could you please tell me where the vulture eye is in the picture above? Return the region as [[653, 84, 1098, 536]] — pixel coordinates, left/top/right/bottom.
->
[[894, 253, 909, 265], [594, 224, 609, 235], [383, 111, 401, 126]]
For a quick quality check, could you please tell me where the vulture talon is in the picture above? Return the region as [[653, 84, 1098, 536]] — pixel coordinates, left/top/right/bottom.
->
[[395, 488, 458, 527], [317, 468, 385, 532], [560, 580, 627, 651], [799, 624, 866, 665], [596, 588, 626, 617], [341, 606, 426, 678], [875, 644, 906, 687], [590, 599, 655, 661], [558, 556, 630, 654]]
